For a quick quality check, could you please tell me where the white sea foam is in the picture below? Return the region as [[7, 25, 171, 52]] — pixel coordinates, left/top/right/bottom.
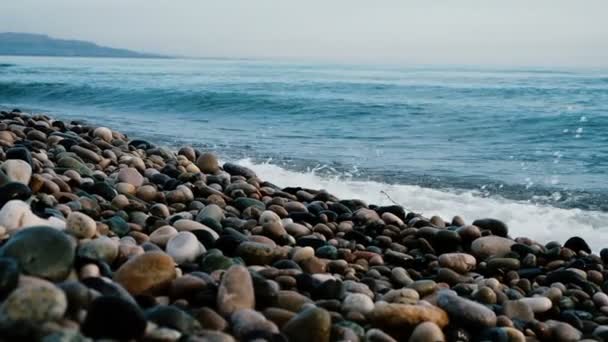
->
[[237, 158, 608, 252]]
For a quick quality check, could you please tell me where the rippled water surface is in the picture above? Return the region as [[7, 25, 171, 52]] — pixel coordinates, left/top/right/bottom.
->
[[2, 56, 608, 248]]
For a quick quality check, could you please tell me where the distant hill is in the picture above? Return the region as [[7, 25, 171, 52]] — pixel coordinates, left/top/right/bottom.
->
[[0, 32, 168, 58]]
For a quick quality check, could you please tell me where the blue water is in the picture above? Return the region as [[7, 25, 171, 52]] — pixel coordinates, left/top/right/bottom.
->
[[1, 56, 608, 214]]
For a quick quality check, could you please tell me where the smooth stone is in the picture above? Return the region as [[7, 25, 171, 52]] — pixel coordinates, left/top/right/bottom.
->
[[260, 210, 282, 225], [263, 221, 287, 240], [316, 245, 339, 260], [0, 182, 32, 206], [471, 236, 515, 259], [236, 241, 276, 265], [93, 127, 113, 142], [409, 321, 446, 342], [217, 265, 255, 316], [519, 297, 552, 313], [381, 212, 404, 226], [0, 200, 66, 232], [1, 159, 32, 185], [173, 219, 219, 239], [370, 302, 449, 328], [57, 156, 92, 176], [78, 236, 119, 264], [276, 290, 313, 312], [114, 252, 177, 296], [58, 280, 91, 315], [200, 250, 236, 273], [282, 307, 331, 342], [166, 231, 205, 265], [594, 292, 608, 307], [66, 212, 96, 239], [82, 296, 146, 340], [487, 257, 520, 271], [232, 197, 266, 212], [564, 236, 591, 254], [0, 281, 67, 322], [150, 226, 179, 247], [117, 167, 144, 187], [472, 218, 508, 237], [366, 328, 398, 342], [381, 288, 419, 304], [0, 226, 75, 281], [391, 267, 414, 287], [231, 308, 279, 338], [223, 162, 256, 178], [105, 215, 130, 237], [409, 280, 437, 297], [0, 258, 19, 298], [436, 292, 496, 328], [502, 300, 534, 321], [545, 319, 583, 342], [145, 305, 202, 334], [438, 253, 477, 273], [292, 246, 314, 262], [196, 153, 220, 174], [263, 308, 296, 330], [342, 293, 374, 315], [198, 204, 225, 222], [86, 181, 117, 200], [5, 146, 32, 166]]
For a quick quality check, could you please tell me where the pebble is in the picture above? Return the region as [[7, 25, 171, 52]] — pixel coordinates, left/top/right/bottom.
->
[[518, 297, 552, 313], [0, 280, 67, 322], [438, 253, 476, 273], [409, 321, 446, 342], [282, 307, 331, 342], [145, 305, 202, 334], [196, 152, 220, 174], [93, 127, 113, 142], [78, 236, 119, 263], [502, 300, 534, 321], [166, 231, 205, 265], [342, 293, 375, 315], [82, 295, 146, 340], [114, 251, 177, 295], [231, 308, 278, 338], [0, 200, 66, 232], [66, 212, 96, 239], [149, 225, 179, 247], [117, 167, 144, 187], [370, 302, 449, 328], [0, 226, 75, 281], [1, 159, 32, 185], [471, 236, 516, 259], [472, 218, 509, 237], [217, 265, 255, 316], [437, 291, 496, 328], [236, 241, 277, 265]]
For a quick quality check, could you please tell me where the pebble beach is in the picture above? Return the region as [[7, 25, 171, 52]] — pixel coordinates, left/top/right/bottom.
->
[[1, 108, 608, 342]]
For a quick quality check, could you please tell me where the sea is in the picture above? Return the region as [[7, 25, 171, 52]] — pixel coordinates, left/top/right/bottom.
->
[[1, 56, 608, 250]]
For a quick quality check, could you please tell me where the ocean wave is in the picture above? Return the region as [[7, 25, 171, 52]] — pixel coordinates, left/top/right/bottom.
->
[[2, 78, 607, 117], [0, 63, 16, 68], [238, 158, 608, 252]]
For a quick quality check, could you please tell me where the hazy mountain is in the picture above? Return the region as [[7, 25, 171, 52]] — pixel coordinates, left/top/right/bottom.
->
[[0, 32, 168, 58]]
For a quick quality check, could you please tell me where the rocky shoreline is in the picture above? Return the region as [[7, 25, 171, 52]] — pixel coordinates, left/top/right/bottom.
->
[[0, 108, 607, 341]]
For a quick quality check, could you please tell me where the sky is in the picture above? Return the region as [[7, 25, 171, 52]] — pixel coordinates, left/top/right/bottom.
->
[[1, 0, 607, 66]]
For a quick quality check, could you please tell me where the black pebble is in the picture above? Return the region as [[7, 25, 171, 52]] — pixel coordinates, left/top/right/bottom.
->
[[82, 296, 146, 340]]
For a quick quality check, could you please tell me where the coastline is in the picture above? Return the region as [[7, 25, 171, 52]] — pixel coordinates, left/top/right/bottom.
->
[[0, 108, 606, 341]]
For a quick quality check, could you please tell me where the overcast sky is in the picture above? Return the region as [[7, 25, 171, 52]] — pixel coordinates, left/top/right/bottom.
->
[[1, 0, 607, 66]]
